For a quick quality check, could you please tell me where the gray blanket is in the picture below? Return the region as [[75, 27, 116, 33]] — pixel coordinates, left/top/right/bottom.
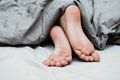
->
[[0, 0, 73, 45], [0, 0, 120, 50], [75, 0, 120, 49]]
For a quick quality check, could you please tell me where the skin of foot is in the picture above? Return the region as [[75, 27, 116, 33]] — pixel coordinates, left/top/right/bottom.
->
[[60, 5, 100, 62], [43, 26, 72, 67]]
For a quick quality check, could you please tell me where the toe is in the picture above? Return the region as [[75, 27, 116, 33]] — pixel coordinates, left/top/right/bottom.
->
[[74, 49, 81, 56], [55, 62, 61, 67], [80, 54, 86, 60], [92, 52, 100, 62], [49, 60, 55, 66], [60, 60, 68, 66], [89, 56, 94, 61], [85, 56, 90, 61], [65, 56, 72, 62]]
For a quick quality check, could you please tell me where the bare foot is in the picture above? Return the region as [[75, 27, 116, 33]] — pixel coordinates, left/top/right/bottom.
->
[[73, 35, 100, 62], [60, 5, 100, 62], [43, 26, 72, 67]]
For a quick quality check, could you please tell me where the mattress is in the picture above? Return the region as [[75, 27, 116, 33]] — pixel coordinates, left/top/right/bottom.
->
[[0, 45, 120, 80]]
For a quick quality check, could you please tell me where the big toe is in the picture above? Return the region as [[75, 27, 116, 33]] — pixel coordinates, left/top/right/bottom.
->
[[74, 49, 81, 56]]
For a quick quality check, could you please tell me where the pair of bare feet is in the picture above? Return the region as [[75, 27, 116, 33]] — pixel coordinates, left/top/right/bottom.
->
[[43, 5, 100, 67]]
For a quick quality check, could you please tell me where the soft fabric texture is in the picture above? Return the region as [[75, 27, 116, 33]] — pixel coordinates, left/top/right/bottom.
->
[[74, 0, 120, 49], [0, 0, 120, 80], [0, 45, 120, 80], [0, 0, 120, 49], [0, 0, 73, 45]]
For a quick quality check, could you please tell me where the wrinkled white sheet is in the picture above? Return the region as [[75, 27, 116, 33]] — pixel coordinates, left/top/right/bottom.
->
[[0, 45, 120, 80]]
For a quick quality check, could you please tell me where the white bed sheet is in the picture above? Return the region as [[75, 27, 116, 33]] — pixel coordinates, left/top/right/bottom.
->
[[0, 45, 120, 80]]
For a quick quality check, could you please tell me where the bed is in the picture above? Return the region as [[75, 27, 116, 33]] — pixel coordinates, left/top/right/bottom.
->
[[0, 0, 120, 80], [0, 45, 120, 80]]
